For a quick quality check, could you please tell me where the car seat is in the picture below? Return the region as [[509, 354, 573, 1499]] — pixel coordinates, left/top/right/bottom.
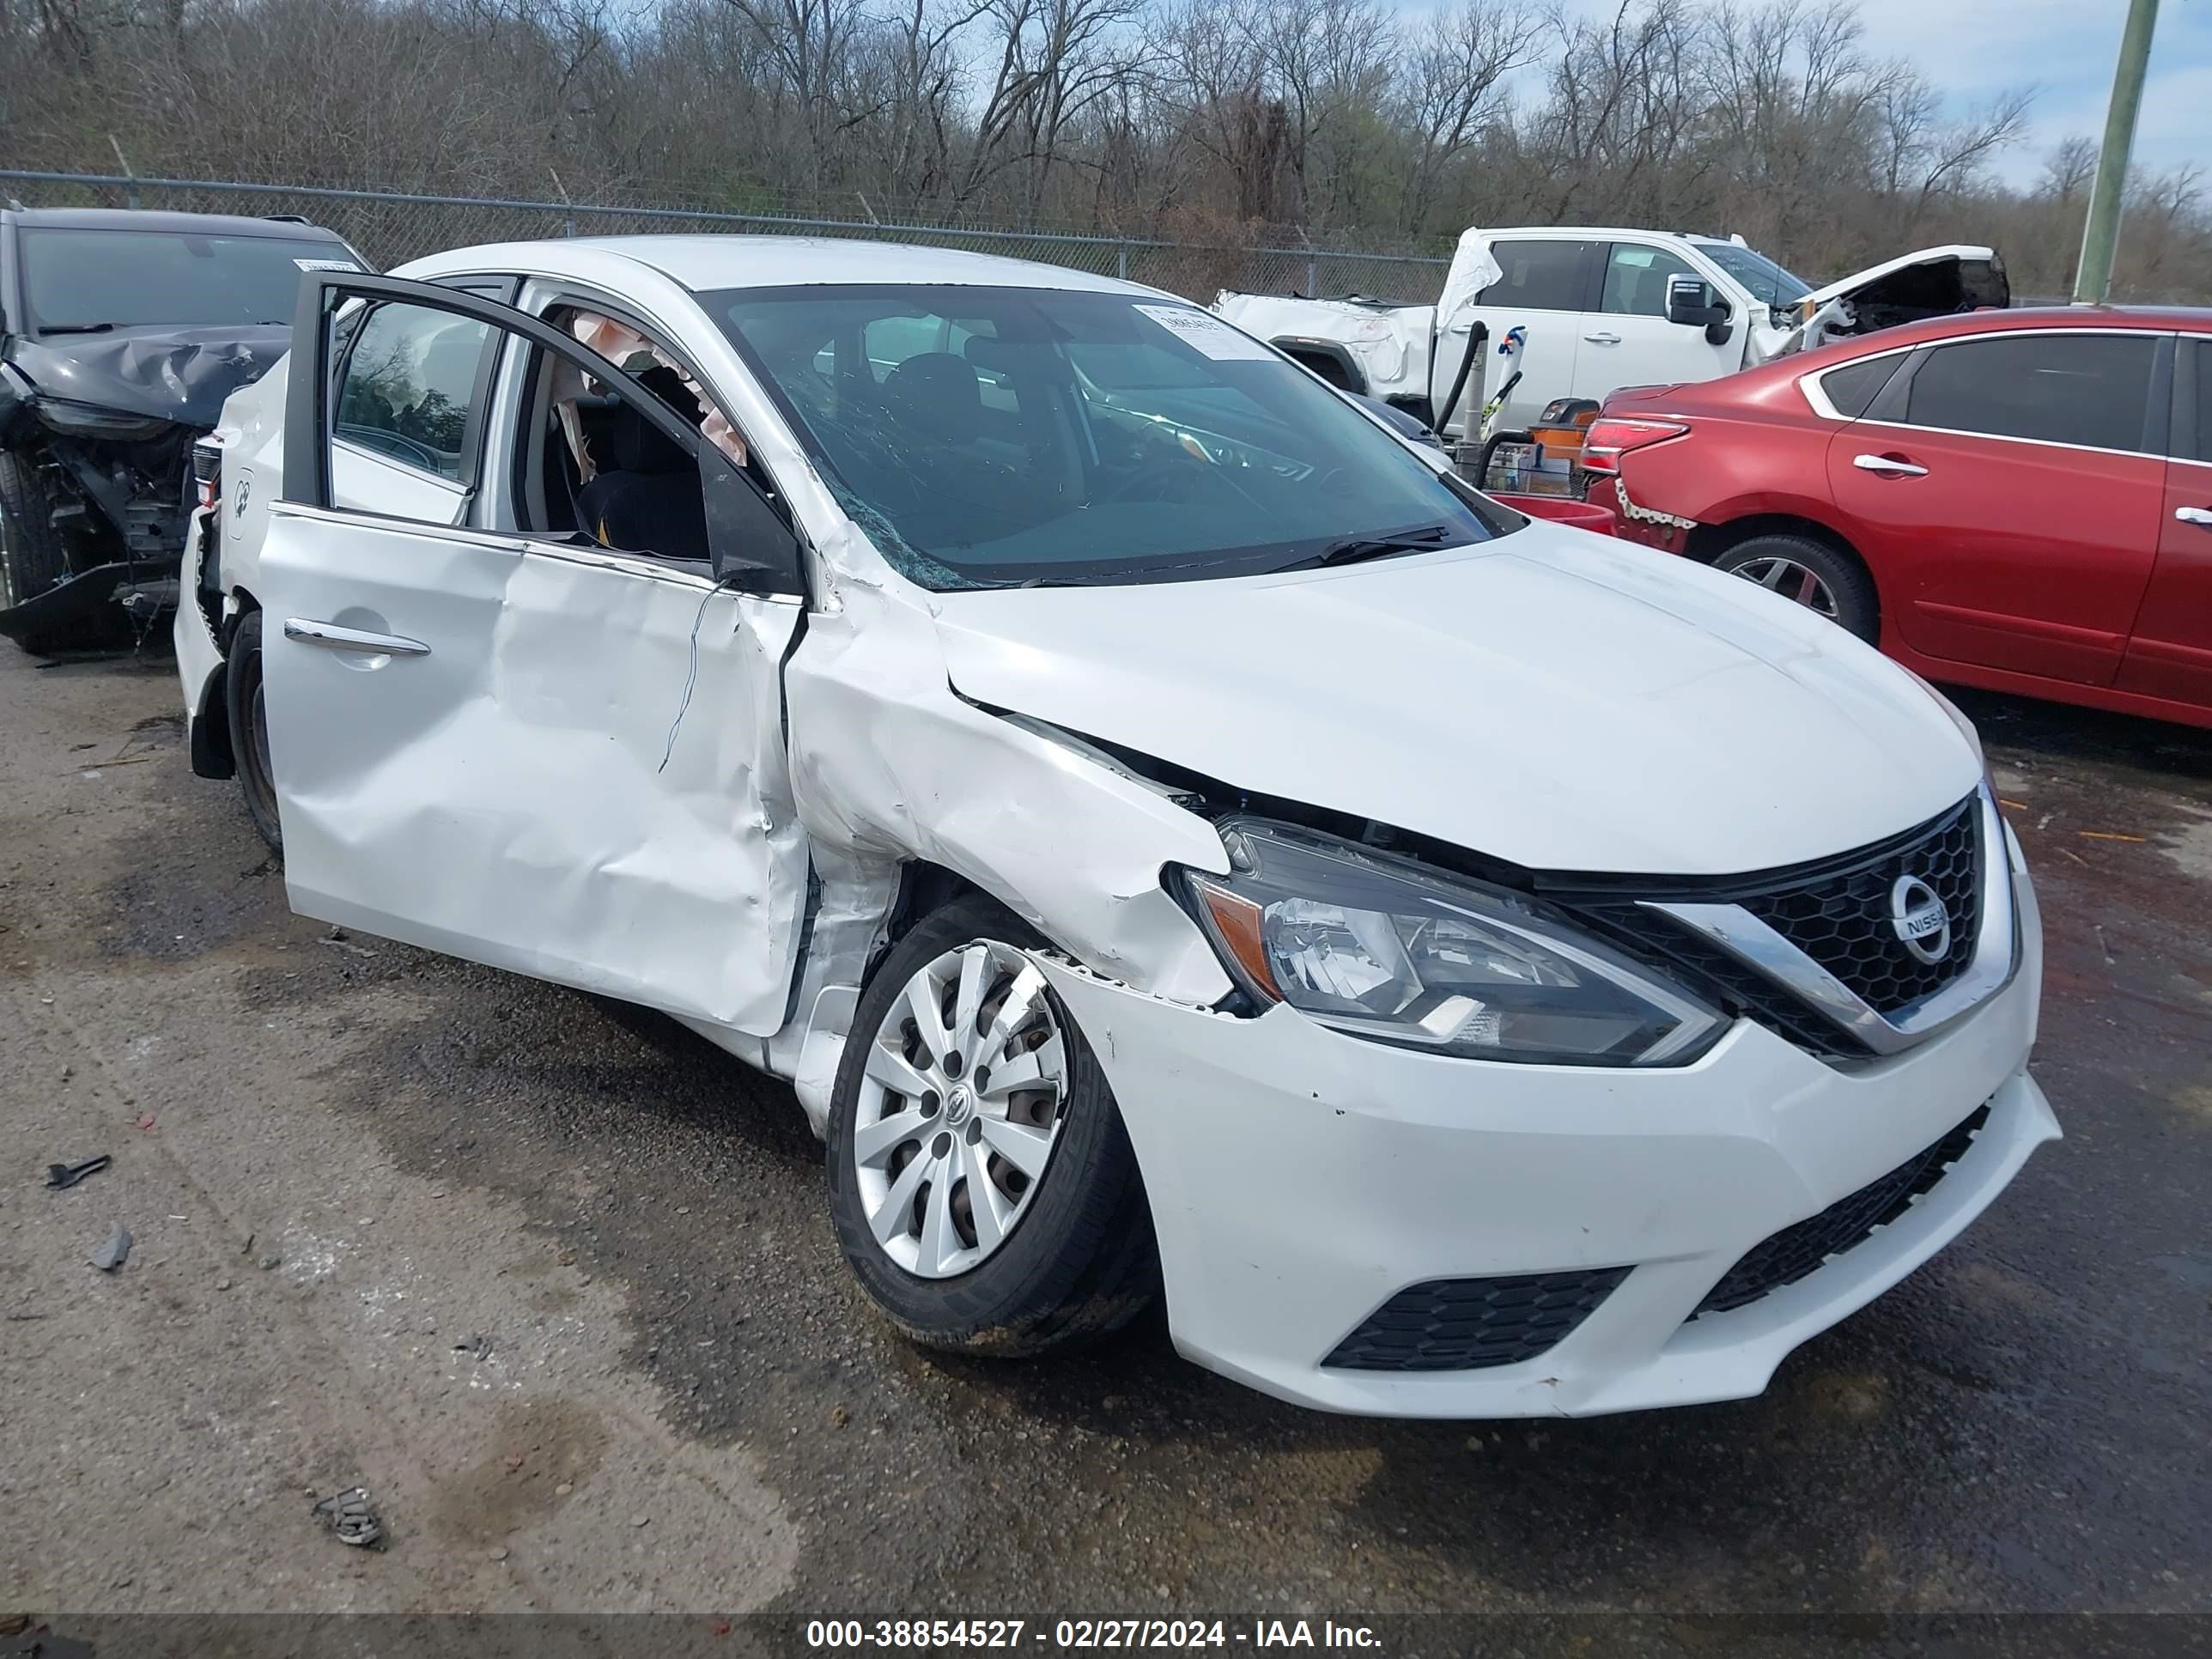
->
[[574, 368, 708, 561]]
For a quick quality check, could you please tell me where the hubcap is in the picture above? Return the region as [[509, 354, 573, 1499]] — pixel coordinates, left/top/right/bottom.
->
[[1732, 556, 1838, 619], [852, 939, 1068, 1279], [0, 497, 15, 611]]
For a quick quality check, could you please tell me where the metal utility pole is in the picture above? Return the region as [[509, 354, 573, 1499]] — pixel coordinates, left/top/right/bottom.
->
[[2073, 0, 2160, 304]]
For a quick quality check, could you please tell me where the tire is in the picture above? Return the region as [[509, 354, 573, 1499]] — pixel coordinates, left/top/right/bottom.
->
[[225, 609, 283, 853], [827, 895, 1158, 1357], [0, 449, 79, 655], [1713, 532, 1879, 644]]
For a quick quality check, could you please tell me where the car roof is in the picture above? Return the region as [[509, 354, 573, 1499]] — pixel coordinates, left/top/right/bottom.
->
[[1485, 227, 1717, 242], [1819, 304, 2212, 356], [2, 204, 349, 240], [399, 234, 1163, 297]]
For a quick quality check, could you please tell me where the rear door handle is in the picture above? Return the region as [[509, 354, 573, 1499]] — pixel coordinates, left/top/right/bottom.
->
[[1583, 331, 1622, 345], [283, 617, 430, 656], [1852, 453, 1929, 478], [2179, 507, 2212, 527]]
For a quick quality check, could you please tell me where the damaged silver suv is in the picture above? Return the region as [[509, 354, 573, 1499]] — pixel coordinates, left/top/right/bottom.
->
[[0, 204, 362, 653], [175, 239, 2049, 1419]]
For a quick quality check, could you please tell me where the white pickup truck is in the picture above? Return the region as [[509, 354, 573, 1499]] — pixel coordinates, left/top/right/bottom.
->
[[1214, 228, 2008, 441]]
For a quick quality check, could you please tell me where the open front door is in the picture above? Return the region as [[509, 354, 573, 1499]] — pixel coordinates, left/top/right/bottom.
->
[[257, 270, 810, 1035]]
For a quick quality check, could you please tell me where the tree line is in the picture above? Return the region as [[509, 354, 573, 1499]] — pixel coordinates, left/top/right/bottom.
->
[[3, 0, 2205, 300]]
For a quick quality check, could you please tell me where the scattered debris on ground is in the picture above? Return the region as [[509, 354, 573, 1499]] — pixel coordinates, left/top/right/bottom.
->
[[319, 927, 377, 960], [311, 1487, 386, 1550], [45, 1155, 111, 1190], [453, 1333, 494, 1360], [86, 1224, 132, 1273]]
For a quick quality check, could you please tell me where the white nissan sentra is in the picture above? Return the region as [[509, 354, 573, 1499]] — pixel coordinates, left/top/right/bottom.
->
[[174, 237, 2055, 1418]]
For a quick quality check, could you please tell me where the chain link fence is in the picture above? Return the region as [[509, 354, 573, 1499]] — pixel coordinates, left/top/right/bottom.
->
[[0, 170, 1451, 305]]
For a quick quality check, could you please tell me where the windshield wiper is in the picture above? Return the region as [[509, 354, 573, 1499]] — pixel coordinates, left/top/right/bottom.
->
[[38, 321, 117, 335], [1280, 525, 1457, 572]]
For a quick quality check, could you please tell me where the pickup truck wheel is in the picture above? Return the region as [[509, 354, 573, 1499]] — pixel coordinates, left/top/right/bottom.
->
[[0, 450, 78, 654], [225, 609, 283, 853], [827, 896, 1157, 1357], [1713, 534, 1878, 643]]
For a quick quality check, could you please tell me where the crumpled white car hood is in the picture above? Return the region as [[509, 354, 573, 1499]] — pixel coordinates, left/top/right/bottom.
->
[[931, 526, 1979, 877]]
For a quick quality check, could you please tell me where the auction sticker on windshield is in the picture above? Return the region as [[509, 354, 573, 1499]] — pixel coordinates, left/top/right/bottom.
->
[[1133, 303, 1276, 361]]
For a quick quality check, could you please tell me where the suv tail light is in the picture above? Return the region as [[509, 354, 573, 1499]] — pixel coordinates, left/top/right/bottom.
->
[[192, 439, 223, 511], [1579, 417, 1688, 476]]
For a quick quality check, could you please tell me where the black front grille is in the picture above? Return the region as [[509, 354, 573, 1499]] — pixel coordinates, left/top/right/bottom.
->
[[1565, 794, 1985, 1058], [1692, 1101, 1990, 1317], [1745, 797, 1981, 1014], [1323, 1267, 1631, 1372]]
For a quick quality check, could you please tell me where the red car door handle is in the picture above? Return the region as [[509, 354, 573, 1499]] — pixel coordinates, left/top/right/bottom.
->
[[1852, 453, 1929, 478], [2178, 507, 2212, 527]]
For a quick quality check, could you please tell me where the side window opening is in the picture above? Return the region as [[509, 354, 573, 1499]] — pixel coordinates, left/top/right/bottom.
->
[[528, 307, 755, 565], [1474, 240, 1593, 312], [1817, 354, 1905, 420], [331, 301, 491, 483], [1900, 333, 2159, 453], [1600, 245, 1698, 318]]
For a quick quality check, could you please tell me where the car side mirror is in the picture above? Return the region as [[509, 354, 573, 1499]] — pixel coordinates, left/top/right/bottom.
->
[[1666, 274, 1734, 344], [702, 453, 806, 599]]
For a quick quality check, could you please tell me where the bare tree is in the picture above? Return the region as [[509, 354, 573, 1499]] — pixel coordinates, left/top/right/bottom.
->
[[13, 0, 2211, 303]]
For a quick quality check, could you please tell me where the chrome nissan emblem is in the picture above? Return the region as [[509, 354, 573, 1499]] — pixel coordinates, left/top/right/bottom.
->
[[1889, 874, 1950, 964], [944, 1085, 974, 1127]]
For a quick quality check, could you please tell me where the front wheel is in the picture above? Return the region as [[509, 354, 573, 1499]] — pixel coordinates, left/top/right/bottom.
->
[[827, 896, 1157, 1356], [1713, 533, 1880, 644], [0, 450, 82, 656]]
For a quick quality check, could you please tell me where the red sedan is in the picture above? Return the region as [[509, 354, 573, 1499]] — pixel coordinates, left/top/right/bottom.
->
[[1583, 307, 2212, 729]]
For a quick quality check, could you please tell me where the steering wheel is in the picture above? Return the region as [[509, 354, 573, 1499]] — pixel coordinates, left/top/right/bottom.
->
[[1090, 441, 1255, 507]]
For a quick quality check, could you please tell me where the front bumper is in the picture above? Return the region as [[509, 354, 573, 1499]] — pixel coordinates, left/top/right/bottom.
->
[[0, 560, 142, 644], [173, 504, 231, 777], [1036, 862, 2050, 1418]]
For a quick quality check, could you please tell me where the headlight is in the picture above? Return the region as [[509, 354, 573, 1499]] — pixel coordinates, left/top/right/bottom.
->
[[1179, 821, 1724, 1066], [36, 398, 174, 441]]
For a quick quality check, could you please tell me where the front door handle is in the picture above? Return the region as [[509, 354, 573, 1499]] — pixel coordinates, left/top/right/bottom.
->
[[283, 617, 430, 656], [1852, 453, 1929, 478], [1583, 331, 1622, 345], [2179, 506, 2212, 527]]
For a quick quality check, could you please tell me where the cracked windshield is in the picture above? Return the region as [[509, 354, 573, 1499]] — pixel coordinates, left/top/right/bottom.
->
[[708, 284, 1506, 587]]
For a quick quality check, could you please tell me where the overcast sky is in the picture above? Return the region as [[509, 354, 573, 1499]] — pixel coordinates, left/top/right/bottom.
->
[[1720, 0, 2209, 186]]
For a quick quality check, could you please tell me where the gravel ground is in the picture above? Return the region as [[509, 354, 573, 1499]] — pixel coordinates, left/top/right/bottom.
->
[[2, 641, 2208, 1638]]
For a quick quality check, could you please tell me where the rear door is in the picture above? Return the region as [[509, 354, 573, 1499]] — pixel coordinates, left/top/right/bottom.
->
[[1826, 327, 2166, 686], [1571, 241, 1741, 409], [258, 271, 809, 1034], [2118, 333, 2212, 707], [1436, 238, 1593, 433]]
